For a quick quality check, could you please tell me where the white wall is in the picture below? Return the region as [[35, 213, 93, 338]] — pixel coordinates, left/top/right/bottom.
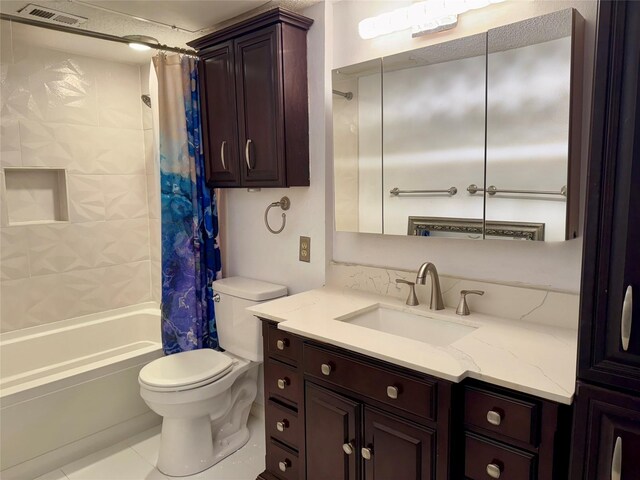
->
[[223, 2, 329, 295], [330, 0, 598, 292], [0, 22, 157, 331]]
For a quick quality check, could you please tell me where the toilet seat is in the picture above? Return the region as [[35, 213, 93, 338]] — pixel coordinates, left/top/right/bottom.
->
[[139, 349, 234, 392]]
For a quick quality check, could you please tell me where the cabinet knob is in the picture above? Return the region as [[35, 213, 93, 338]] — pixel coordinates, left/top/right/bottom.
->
[[386, 385, 399, 399], [486, 410, 502, 426], [278, 459, 291, 472], [276, 339, 288, 350], [342, 442, 354, 455], [321, 363, 332, 376], [361, 447, 372, 460], [277, 378, 289, 390], [486, 463, 502, 479], [276, 420, 289, 432]]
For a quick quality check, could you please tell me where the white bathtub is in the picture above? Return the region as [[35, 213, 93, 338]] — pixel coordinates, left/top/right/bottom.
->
[[0, 303, 164, 479]]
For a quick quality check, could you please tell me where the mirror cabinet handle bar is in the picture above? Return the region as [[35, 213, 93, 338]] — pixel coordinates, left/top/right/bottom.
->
[[390, 187, 457, 196], [220, 140, 226, 170], [245, 139, 253, 170], [467, 184, 567, 197], [621, 285, 633, 351], [611, 436, 622, 480]]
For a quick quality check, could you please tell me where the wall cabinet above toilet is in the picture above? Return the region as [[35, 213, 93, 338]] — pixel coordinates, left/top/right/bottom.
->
[[189, 9, 313, 189]]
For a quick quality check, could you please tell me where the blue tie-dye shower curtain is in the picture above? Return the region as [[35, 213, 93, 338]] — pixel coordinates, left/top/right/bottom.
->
[[153, 54, 222, 354]]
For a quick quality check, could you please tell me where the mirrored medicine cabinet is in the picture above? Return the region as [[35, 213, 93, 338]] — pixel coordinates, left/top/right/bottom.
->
[[332, 8, 583, 241]]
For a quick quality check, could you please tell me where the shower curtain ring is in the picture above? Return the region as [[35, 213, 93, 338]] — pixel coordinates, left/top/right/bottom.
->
[[264, 196, 290, 234]]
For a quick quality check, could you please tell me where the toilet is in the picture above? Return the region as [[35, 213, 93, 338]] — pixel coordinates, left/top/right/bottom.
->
[[138, 277, 287, 477]]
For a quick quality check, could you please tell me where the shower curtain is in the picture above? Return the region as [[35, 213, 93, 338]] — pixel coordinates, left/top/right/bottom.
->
[[154, 54, 222, 354]]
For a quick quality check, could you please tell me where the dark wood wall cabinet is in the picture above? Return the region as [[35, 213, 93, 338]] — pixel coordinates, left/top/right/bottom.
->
[[258, 320, 570, 480], [188, 9, 313, 188], [570, 1, 640, 479]]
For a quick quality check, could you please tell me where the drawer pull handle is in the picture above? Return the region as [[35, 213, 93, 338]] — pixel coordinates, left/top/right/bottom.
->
[[277, 378, 289, 390], [245, 139, 253, 170], [279, 459, 291, 472], [621, 285, 632, 351], [387, 386, 399, 399], [487, 410, 502, 426], [361, 447, 372, 460], [220, 140, 227, 170], [276, 339, 289, 350], [612, 436, 622, 480], [276, 420, 289, 432], [321, 363, 332, 376], [486, 463, 502, 479], [342, 442, 354, 455]]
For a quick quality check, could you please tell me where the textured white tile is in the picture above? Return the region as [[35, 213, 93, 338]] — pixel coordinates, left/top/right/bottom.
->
[[96, 61, 142, 130], [103, 175, 148, 220], [34, 469, 69, 480], [102, 219, 150, 265], [99, 261, 152, 309], [3, 168, 68, 224], [0, 20, 13, 65], [67, 175, 105, 222], [0, 226, 30, 280], [62, 444, 164, 480], [1, 115, 22, 166], [95, 128, 145, 174], [0, 278, 29, 332]]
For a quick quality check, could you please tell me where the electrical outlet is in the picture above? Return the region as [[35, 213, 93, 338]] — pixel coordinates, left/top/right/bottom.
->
[[299, 236, 310, 262]]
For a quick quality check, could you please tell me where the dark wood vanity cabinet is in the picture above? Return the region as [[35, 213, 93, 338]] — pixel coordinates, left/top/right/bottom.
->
[[258, 320, 569, 480], [189, 9, 313, 188]]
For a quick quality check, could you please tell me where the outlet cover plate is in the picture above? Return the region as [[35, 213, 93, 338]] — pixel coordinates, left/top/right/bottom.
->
[[299, 236, 310, 262]]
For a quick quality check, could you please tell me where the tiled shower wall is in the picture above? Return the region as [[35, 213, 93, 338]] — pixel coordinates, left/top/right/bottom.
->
[[0, 25, 160, 332]]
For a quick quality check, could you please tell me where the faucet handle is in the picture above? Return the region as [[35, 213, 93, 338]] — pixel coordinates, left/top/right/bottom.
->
[[456, 290, 484, 316], [396, 279, 419, 306]]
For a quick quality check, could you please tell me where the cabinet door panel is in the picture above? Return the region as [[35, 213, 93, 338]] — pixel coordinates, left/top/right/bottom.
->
[[305, 383, 359, 480], [571, 383, 640, 479], [579, 0, 640, 392], [199, 41, 241, 187], [363, 407, 435, 480], [235, 26, 285, 187]]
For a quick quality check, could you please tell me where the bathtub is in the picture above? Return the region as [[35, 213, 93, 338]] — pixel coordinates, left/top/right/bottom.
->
[[0, 303, 164, 479]]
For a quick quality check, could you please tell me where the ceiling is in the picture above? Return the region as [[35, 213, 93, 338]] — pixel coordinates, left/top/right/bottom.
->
[[80, 0, 270, 32]]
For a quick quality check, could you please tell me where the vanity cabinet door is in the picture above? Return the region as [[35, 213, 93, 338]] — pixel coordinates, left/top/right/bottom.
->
[[570, 383, 640, 479], [362, 407, 435, 480], [234, 26, 285, 187], [305, 384, 360, 480], [578, 0, 640, 393], [199, 41, 241, 187]]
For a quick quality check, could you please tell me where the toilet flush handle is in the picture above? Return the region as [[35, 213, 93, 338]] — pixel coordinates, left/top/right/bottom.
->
[[213, 293, 220, 302]]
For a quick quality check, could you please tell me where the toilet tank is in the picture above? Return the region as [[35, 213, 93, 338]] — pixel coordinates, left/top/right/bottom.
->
[[212, 277, 287, 361]]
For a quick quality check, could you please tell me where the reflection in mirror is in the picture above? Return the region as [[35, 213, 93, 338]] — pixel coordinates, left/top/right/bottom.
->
[[484, 9, 582, 241], [333, 59, 382, 233], [382, 34, 486, 237]]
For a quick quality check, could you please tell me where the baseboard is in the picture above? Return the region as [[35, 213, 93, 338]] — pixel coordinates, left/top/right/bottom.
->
[[1, 411, 161, 480]]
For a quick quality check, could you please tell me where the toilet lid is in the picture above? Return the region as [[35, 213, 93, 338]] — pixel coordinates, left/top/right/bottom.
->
[[139, 349, 233, 390]]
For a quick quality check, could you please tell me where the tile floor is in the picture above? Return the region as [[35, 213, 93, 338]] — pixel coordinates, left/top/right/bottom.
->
[[35, 415, 266, 480]]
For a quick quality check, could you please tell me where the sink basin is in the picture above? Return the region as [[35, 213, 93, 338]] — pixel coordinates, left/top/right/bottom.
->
[[342, 307, 476, 346]]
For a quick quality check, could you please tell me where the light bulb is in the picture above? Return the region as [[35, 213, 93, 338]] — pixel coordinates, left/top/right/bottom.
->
[[129, 43, 151, 51]]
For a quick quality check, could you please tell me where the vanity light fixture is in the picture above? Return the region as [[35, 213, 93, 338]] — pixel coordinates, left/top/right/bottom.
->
[[358, 0, 505, 40], [123, 35, 159, 51]]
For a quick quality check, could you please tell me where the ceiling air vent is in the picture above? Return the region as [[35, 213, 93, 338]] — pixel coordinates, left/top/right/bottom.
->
[[17, 4, 87, 27]]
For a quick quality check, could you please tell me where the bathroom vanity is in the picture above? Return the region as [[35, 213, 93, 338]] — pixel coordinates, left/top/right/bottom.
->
[[251, 289, 575, 480]]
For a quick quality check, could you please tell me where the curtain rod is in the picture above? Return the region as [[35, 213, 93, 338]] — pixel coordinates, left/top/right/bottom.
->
[[0, 13, 198, 56]]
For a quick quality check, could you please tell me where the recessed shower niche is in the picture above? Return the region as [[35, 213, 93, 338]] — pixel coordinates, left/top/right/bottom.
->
[[3, 168, 69, 225]]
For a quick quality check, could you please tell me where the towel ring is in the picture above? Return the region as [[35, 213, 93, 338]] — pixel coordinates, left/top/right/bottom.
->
[[264, 196, 291, 234]]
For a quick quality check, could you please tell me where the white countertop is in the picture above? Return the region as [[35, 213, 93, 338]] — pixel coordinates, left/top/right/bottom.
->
[[247, 287, 578, 404]]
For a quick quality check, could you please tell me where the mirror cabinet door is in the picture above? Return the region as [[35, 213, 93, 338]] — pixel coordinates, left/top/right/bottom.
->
[[333, 59, 383, 234], [484, 9, 581, 241], [382, 34, 487, 238]]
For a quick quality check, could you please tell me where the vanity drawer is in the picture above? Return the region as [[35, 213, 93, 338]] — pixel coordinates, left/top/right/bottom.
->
[[265, 399, 301, 449], [464, 387, 538, 446], [266, 439, 300, 480], [465, 433, 536, 480], [267, 324, 302, 366], [265, 358, 303, 407], [304, 345, 436, 420]]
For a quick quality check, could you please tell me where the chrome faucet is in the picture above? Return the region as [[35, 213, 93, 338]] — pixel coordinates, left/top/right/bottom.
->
[[416, 262, 445, 310]]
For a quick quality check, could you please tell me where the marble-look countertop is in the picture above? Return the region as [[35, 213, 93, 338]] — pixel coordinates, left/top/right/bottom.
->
[[247, 287, 578, 404]]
